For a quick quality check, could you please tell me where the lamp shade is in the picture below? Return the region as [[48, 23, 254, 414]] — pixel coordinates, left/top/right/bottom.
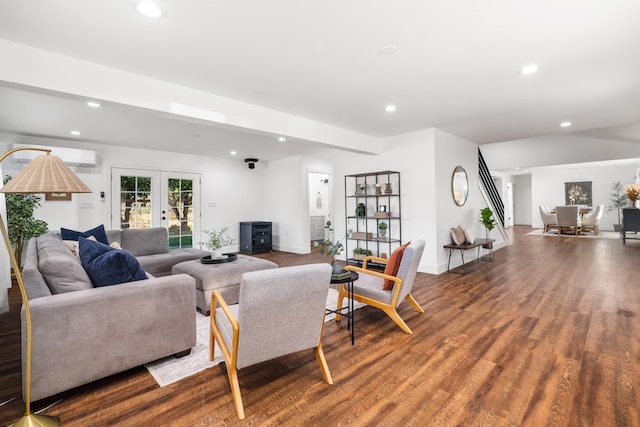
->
[[0, 153, 91, 194]]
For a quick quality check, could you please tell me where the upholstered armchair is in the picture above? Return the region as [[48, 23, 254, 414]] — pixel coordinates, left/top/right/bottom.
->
[[581, 204, 604, 235], [209, 263, 333, 419], [555, 205, 581, 236], [342, 240, 425, 334], [539, 205, 557, 233]]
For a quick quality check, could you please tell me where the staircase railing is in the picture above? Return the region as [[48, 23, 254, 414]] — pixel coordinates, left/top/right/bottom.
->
[[478, 148, 508, 240]]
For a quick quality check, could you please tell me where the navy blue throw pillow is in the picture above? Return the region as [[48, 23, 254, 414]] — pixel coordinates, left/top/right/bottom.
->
[[79, 237, 148, 287], [61, 224, 109, 245]]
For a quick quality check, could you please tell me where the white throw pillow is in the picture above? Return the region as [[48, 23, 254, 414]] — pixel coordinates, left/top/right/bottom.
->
[[63, 235, 97, 260], [450, 226, 465, 245], [463, 226, 476, 244]]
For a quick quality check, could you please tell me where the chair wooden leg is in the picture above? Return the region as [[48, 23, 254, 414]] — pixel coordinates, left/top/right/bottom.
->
[[227, 366, 245, 420], [404, 293, 424, 313], [314, 346, 333, 385], [382, 306, 413, 334]]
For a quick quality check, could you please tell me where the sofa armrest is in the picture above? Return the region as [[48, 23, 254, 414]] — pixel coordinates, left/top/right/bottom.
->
[[23, 274, 196, 401]]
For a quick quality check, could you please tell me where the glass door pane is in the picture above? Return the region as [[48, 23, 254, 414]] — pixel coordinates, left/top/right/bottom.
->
[[162, 172, 200, 249], [111, 168, 160, 230], [167, 177, 194, 248]]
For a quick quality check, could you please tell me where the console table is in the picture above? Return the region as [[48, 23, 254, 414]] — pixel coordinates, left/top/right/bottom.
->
[[443, 238, 495, 274]]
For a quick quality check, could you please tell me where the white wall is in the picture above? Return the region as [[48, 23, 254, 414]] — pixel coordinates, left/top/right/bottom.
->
[[530, 163, 638, 230], [0, 140, 267, 252], [433, 129, 507, 273]]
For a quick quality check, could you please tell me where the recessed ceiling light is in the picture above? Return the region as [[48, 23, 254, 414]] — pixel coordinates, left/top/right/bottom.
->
[[385, 105, 397, 112], [230, 151, 237, 155], [70, 130, 81, 136], [278, 137, 286, 142], [379, 45, 399, 55], [560, 121, 572, 127], [137, 2, 164, 18], [87, 101, 101, 108], [519, 65, 539, 75]]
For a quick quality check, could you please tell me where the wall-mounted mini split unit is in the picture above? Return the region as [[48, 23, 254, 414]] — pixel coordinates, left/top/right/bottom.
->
[[11, 143, 97, 167]]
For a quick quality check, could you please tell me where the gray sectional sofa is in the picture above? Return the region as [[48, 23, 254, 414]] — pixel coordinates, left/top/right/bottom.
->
[[21, 227, 209, 402]]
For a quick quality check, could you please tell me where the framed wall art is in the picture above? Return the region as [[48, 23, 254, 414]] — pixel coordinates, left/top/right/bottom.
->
[[564, 181, 592, 206]]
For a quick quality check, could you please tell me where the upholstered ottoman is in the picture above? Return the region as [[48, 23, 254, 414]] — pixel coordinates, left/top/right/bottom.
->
[[172, 255, 278, 315]]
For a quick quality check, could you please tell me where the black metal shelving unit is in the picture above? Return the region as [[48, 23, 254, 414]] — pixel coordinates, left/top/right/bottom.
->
[[344, 171, 401, 267]]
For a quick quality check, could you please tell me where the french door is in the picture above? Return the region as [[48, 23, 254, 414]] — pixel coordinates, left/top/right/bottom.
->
[[111, 168, 200, 248]]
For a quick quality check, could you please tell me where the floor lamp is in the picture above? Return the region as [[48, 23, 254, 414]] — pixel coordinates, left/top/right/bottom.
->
[[0, 147, 91, 427]]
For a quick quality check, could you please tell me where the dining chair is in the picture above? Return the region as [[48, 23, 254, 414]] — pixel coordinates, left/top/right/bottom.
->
[[209, 263, 333, 419], [555, 205, 581, 236], [581, 204, 604, 235], [539, 205, 557, 233], [341, 240, 425, 334]]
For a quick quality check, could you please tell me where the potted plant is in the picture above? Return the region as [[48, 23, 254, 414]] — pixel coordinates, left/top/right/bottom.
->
[[626, 185, 639, 208], [480, 207, 496, 239], [314, 238, 344, 274], [608, 181, 627, 231], [352, 247, 372, 261], [200, 227, 236, 259], [378, 221, 388, 238], [3, 175, 48, 270]]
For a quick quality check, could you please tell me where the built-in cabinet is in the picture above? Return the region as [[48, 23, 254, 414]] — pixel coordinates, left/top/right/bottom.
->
[[344, 171, 401, 267], [310, 215, 325, 241]]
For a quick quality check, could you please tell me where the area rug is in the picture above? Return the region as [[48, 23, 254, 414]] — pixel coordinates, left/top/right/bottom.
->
[[526, 229, 620, 239], [146, 288, 365, 387]]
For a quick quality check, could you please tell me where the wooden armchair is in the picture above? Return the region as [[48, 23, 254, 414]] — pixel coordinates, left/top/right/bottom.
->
[[209, 263, 333, 419], [342, 240, 425, 334]]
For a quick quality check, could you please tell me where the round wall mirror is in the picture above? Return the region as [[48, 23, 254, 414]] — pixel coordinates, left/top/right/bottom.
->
[[452, 165, 469, 206]]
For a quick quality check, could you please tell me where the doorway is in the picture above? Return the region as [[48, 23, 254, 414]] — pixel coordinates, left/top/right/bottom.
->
[[308, 172, 332, 243], [111, 168, 200, 248]]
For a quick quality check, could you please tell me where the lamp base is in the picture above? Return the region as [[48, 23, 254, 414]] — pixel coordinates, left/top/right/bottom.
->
[[14, 413, 60, 427]]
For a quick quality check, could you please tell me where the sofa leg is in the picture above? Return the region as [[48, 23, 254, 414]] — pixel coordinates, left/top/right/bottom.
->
[[174, 349, 192, 358]]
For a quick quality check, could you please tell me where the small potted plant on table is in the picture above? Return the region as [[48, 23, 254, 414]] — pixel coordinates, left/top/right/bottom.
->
[[480, 207, 496, 249], [200, 227, 236, 259], [314, 238, 344, 274]]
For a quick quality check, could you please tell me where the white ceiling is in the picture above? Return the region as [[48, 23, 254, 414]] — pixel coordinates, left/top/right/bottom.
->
[[1, 0, 639, 161]]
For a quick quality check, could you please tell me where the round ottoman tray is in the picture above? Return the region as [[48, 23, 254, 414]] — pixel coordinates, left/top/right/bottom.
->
[[201, 254, 238, 264]]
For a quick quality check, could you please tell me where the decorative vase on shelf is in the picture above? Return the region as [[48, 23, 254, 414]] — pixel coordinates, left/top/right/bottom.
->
[[384, 182, 392, 195]]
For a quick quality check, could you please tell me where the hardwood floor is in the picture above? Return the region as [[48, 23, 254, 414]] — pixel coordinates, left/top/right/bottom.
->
[[1, 226, 639, 426]]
